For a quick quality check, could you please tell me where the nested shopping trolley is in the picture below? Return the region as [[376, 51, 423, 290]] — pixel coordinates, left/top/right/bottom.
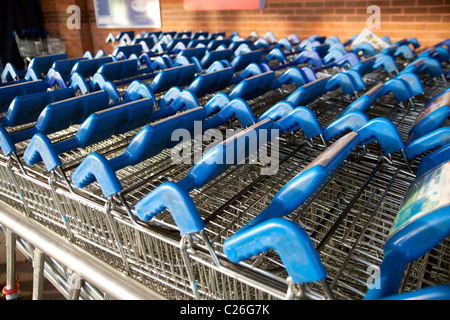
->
[[0, 32, 449, 300]]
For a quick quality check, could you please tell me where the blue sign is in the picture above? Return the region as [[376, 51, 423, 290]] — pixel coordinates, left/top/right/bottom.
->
[[94, 0, 161, 28]]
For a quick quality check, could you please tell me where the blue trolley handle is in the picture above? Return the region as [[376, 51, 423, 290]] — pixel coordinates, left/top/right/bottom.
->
[[223, 218, 332, 298]]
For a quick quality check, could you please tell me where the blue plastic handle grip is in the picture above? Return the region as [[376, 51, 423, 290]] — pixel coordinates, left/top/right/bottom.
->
[[149, 64, 197, 94], [285, 78, 328, 107], [187, 67, 234, 97], [352, 42, 376, 57], [342, 70, 366, 91], [200, 49, 233, 69], [24, 98, 155, 171], [404, 127, 450, 161], [355, 118, 405, 154], [325, 72, 358, 95], [116, 106, 206, 165], [122, 80, 157, 104], [299, 67, 317, 83], [408, 90, 449, 142], [177, 118, 274, 192], [395, 72, 424, 97], [223, 218, 327, 284], [97, 59, 139, 82], [394, 44, 415, 60], [1, 63, 22, 82], [112, 44, 143, 59], [417, 144, 450, 177], [157, 86, 182, 109], [177, 47, 207, 60], [339, 83, 384, 117], [230, 50, 263, 71], [402, 57, 443, 78], [1, 88, 75, 127], [200, 92, 229, 117], [35, 91, 111, 135], [23, 133, 62, 171], [167, 38, 190, 52], [69, 72, 91, 94], [173, 55, 202, 74], [207, 39, 231, 51], [323, 111, 369, 142], [149, 55, 171, 72], [71, 152, 124, 198], [71, 56, 114, 78], [313, 44, 330, 58], [426, 47, 450, 63], [257, 101, 295, 123], [350, 56, 376, 76], [293, 50, 324, 69], [331, 52, 360, 69], [72, 98, 154, 143], [262, 48, 287, 64], [71, 107, 207, 197], [51, 58, 86, 80], [0, 80, 47, 113], [25, 53, 67, 81], [149, 88, 195, 121], [229, 72, 275, 100], [229, 62, 264, 85], [0, 126, 17, 157], [47, 67, 72, 89], [0, 91, 111, 157], [236, 132, 360, 233], [274, 106, 323, 139], [324, 49, 344, 64], [379, 45, 398, 56], [270, 67, 306, 90], [135, 182, 205, 235], [373, 54, 398, 74], [203, 98, 256, 131], [382, 78, 414, 103]]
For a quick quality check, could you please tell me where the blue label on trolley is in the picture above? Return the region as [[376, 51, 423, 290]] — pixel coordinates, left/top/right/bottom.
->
[[389, 161, 450, 237]]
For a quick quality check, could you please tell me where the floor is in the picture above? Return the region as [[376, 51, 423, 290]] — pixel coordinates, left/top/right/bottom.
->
[[0, 230, 65, 300]]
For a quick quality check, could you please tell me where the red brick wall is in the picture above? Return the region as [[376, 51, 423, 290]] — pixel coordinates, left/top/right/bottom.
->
[[39, 0, 93, 58], [40, 0, 450, 58]]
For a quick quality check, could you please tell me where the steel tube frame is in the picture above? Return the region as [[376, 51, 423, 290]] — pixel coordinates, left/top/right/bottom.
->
[[0, 201, 166, 300]]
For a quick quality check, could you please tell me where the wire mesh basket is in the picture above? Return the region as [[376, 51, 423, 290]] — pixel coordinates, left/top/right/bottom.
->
[[14, 34, 66, 66]]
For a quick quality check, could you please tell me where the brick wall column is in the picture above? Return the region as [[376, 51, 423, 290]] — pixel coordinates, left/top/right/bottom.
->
[[39, 0, 94, 58]]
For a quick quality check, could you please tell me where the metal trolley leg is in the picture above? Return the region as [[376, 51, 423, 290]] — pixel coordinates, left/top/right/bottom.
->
[[0, 201, 166, 300], [32, 248, 45, 300], [2, 228, 21, 300]]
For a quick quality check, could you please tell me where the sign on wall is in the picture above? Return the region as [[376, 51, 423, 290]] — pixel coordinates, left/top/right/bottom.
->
[[183, 0, 266, 11], [93, 0, 161, 28]]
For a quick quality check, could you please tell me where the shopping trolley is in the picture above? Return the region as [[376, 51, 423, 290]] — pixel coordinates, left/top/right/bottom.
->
[[0, 32, 448, 300], [59, 57, 422, 298], [132, 108, 432, 299], [363, 154, 450, 300], [0, 40, 350, 300], [128, 54, 447, 299]]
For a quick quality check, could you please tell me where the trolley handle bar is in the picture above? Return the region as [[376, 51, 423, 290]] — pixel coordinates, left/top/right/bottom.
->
[[23, 98, 155, 171], [0, 91, 110, 157], [223, 218, 327, 284], [72, 96, 257, 197], [404, 127, 450, 161]]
